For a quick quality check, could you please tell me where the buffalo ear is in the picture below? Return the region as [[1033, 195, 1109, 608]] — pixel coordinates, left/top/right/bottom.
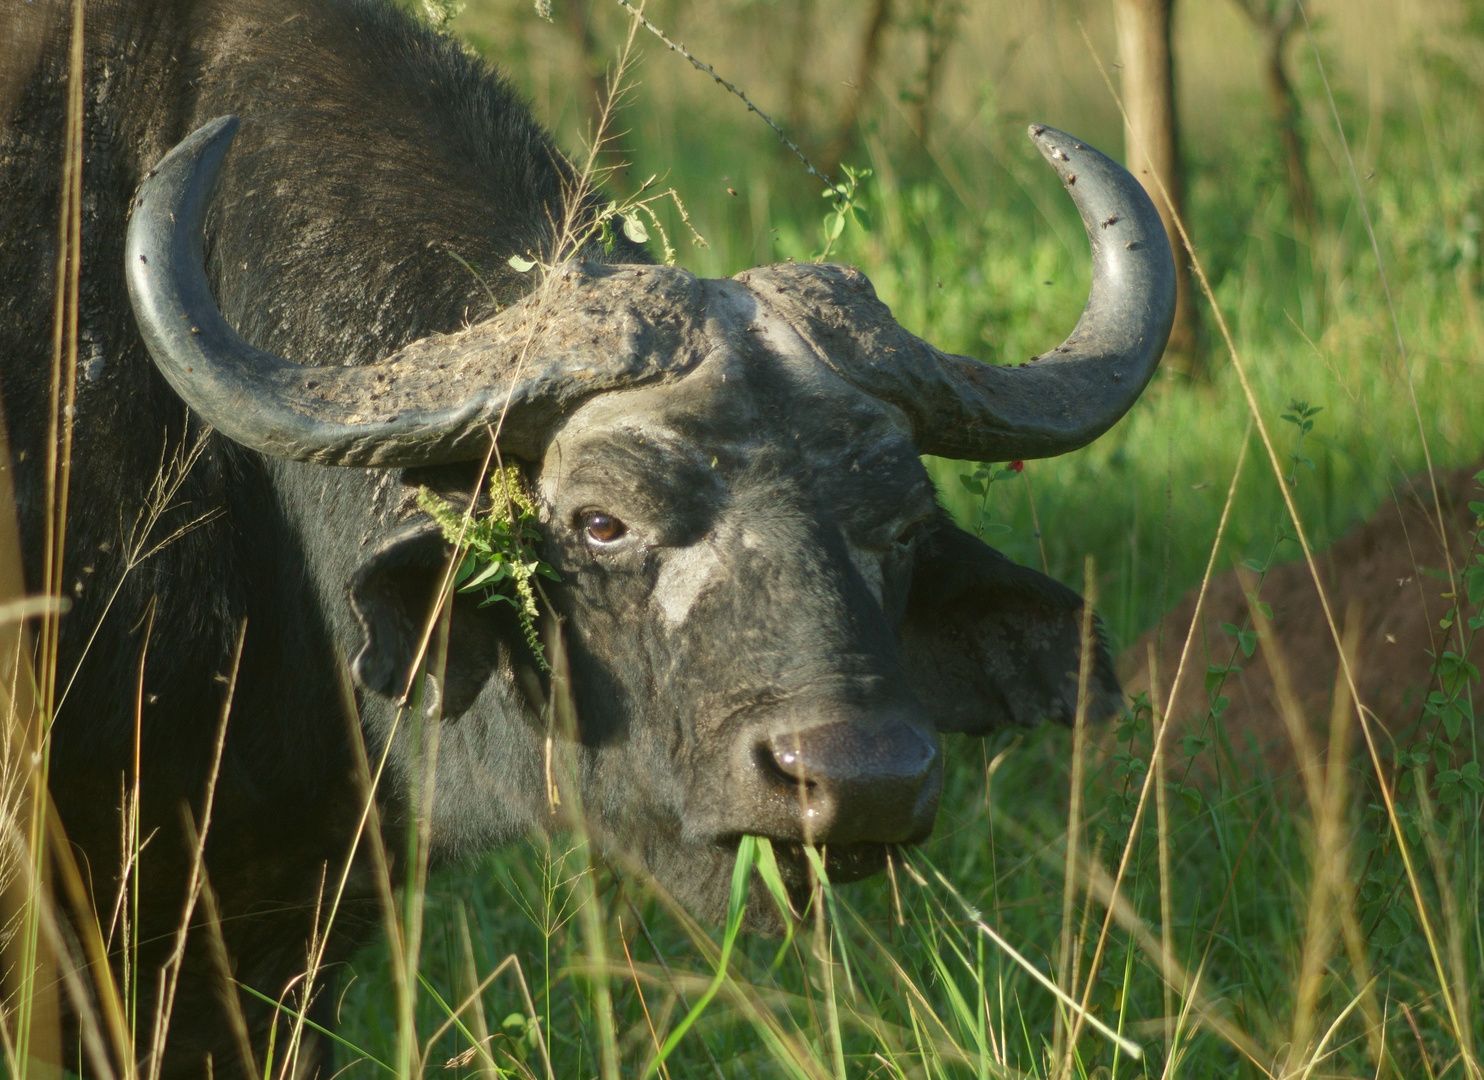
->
[[348, 525, 528, 717], [349, 525, 449, 700], [897, 515, 1121, 734]]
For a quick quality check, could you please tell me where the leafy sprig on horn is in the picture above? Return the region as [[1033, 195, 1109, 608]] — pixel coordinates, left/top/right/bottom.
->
[[417, 469, 558, 670]]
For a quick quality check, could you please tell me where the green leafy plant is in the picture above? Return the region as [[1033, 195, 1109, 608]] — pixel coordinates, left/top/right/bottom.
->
[[1104, 690, 1152, 833], [506, 178, 706, 274], [957, 459, 1023, 538], [1411, 469, 1484, 808], [1279, 398, 1323, 487], [1189, 398, 1327, 782], [816, 164, 872, 260], [417, 468, 559, 670]]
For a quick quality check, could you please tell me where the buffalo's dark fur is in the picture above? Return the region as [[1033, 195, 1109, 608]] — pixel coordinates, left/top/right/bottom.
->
[[0, 0, 1117, 1072]]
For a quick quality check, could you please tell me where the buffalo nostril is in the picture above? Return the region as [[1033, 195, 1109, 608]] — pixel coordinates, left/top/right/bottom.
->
[[765, 720, 937, 790], [731, 714, 941, 846], [756, 741, 817, 791]]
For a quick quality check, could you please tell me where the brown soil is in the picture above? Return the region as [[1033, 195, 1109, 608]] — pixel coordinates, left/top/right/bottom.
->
[[1120, 463, 1484, 769]]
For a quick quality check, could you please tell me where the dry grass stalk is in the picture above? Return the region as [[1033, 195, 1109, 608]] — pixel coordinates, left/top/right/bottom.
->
[[1243, 576, 1351, 1074], [0, 397, 61, 1074], [143, 622, 243, 1080], [1149, 642, 1175, 1059], [1082, 16, 1481, 1074], [193, 867, 258, 1080], [1323, 605, 1387, 1070], [10, 0, 91, 1071], [55, 426, 218, 718], [1058, 396, 1254, 1062], [618, 916, 672, 1080], [450, 905, 495, 1077], [1052, 556, 1095, 1073], [417, 950, 546, 1076]]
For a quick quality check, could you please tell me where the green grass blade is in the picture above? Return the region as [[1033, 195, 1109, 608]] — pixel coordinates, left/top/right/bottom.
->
[[642, 834, 756, 1080]]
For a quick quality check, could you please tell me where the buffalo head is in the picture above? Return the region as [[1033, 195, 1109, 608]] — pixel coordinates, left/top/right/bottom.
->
[[124, 116, 1173, 918]]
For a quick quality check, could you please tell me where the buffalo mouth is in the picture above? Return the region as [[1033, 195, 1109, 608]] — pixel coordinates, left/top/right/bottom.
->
[[720, 835, 897, 895]]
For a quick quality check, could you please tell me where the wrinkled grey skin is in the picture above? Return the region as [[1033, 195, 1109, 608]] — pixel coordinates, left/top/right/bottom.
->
[[346, 269, 1122, 922], [1, 0, 1124, 1073]]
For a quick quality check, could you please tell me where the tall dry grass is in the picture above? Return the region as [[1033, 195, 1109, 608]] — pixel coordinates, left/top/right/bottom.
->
[[0, 0, 1480, 1077]]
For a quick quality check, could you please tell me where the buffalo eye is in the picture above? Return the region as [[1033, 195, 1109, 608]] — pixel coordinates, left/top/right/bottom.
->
[[581, 512, 626, 545]]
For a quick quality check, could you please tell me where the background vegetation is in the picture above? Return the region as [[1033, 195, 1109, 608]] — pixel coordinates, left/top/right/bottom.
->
[[318, 1, 1484, 1077], [262, 0, 1484, 1075]]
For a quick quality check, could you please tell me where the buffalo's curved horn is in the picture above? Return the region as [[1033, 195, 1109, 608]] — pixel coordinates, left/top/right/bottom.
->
[[737, 125, 1176, 461], [126, 115, 713, 465]]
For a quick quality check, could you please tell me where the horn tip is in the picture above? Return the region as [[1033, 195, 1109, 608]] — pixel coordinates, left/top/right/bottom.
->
[[1026, 123, 1085, 178], [182, 114, 242, 162]]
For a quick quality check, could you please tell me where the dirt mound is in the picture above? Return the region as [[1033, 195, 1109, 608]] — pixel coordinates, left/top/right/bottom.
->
[[1121, 463, 1484, 766]]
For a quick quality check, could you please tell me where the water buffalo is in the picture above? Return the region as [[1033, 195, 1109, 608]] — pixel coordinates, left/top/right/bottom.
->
[[0, 0, 1172, 1070]]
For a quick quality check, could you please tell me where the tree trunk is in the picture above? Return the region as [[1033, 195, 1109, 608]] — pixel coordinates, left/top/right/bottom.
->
[[562, 0, 623, 165], [823, 0, 893, 174], [915, 0, 963, 147], [1232, 0, 1321, 320], [1113, 0, 1203, 375], [784, 0, 818, 133], [1261, 29, 1316, 244]]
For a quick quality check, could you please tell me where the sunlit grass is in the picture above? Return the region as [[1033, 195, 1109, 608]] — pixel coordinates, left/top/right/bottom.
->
[[1, 1, 1478, 1076], [329, 4, 1484, 1079]]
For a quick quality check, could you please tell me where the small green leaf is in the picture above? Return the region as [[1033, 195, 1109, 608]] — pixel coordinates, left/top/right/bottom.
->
[[1205, 664, 1239, 694], [454, 551, 479, 585], [508, 254, 536, 272], [1467, 564, 1484, 606], [1387, 904, 1413, 934], [1443, 704, 1463, 740], [462, 560, 508, 590], [826, 212, 846, 242], [622, 213, 649, 244], [1370, 917, 1402, 950], [1220, 623, 1258, 657]]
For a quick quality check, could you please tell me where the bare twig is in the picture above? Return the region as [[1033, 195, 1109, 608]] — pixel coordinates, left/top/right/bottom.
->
[[607, 0, 833, 187]]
